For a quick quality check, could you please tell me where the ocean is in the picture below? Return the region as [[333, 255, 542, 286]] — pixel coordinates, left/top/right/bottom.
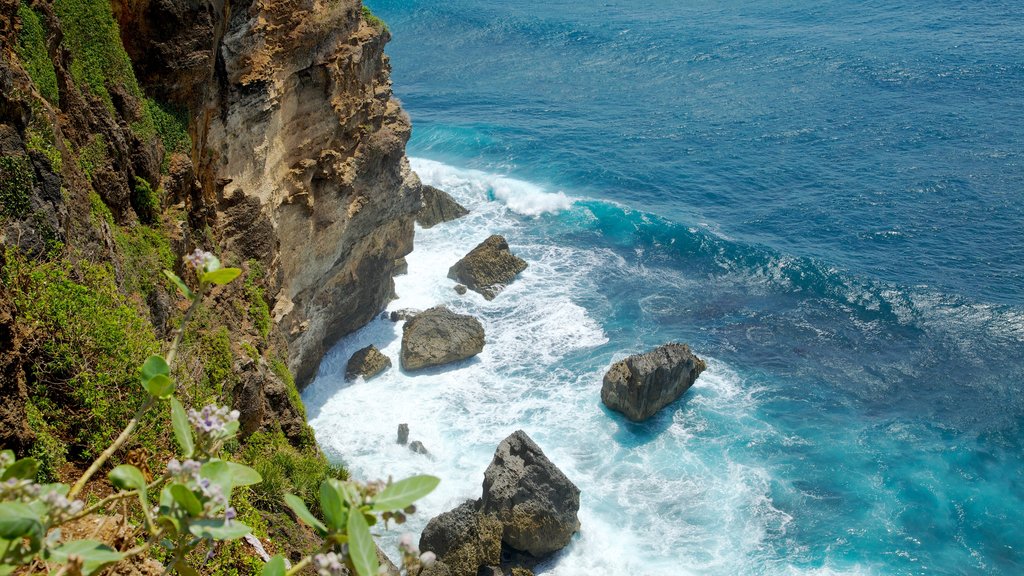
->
[[303, 1, 1024, 573]]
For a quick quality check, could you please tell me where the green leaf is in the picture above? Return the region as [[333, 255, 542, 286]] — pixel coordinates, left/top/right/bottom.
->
[[174, 562, 200, 576], [371, 475, 440, 512], [1, 458, 38, 481], [48, 540, 123, 575], [169, 484, 203, 516], [0, 502, 41, 539], [170, 397, 194, 458], [188, 519, 251, 541], [226, 462, 261, 487], [140, 354, 170, 383], [204, 255, 222, 273], [143, 374, 175, 399], [261, 556, 287, 576], [283, 494, 327, 533], [201, 267, 241, 285], [163, 270, 194, 300], [108, 464, 146, 491], [319, 479, 346, 532], [346, 505, 379, 576], [199, 460, 232, 506]]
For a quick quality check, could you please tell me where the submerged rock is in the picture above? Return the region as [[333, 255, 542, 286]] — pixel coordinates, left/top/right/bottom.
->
[[447, 235, 528, 300], [454, 284, 468, 295], [400, 306, 485, 371], [409, 440, 430, 455], [479, 430, 581, 557], [345, 345, 392, 382], [601, 343, 706, 422], [417, 185, 469, 229]]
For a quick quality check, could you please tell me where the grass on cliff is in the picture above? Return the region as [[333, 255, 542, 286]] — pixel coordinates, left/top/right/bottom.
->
[[16, 2, 59, 106], [0, 155, 34, 220], [362, 5, 389, 33]]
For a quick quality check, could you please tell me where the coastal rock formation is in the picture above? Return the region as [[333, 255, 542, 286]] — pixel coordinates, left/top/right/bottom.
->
[[448, 235, 527, 300], [601, 343, 706, 422], [479, 430, 581, 556], [397, 423, 409, 445], [390, 308, 420, 322], [417, 184, 469, 228], [400, 306, 485, 371], [420, 501, 503, 575], [345, 345, 392, 381], [420, 431, 579, 575]]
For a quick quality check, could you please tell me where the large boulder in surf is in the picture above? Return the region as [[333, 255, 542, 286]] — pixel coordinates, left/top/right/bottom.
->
[[479, 430, 581, 557], [420, 500, 503, 576], [417, 185, 469, 229], [400, 306, 485, 371], [601, 343, 706, 422], [447, 235, 528, 300], [345, 345, 392, 381]]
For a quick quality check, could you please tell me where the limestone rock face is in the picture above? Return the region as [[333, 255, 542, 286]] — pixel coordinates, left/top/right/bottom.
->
[[601, 343, 706, 422], [345, 345, 392, 381], [419, 501, 502, 576], [479, 430, 581, 557], [447, 235, 527, 300], [417, 185, 469, 229], [400, 306, 485, 371], [183, 0, 421, 388]]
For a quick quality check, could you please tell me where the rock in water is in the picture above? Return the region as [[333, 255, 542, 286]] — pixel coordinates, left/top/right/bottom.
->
[[417, 185, 470, 228], [409, 440, 430, 455], [600, 343, 706, 422], [400, 307, 485, 371], [420, 501, 502, 576], [454, 284, 468, 295], [397, 423, 410, 445], [479, 431, 581, 557], [345, 345, 392, 381], [447, 235, 528, 300]]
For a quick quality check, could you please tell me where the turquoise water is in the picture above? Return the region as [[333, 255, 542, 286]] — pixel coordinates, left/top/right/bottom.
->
[[305, 2, 1024, 573]]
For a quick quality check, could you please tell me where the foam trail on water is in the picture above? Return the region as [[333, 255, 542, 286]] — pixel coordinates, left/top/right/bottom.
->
[[304, 159, 871, 575]]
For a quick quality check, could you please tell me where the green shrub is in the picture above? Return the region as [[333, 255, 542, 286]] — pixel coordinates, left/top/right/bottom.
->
[[244, 262, 272, 340], [270, 357, 306, 421], [77, 134, 106, 182], [242, 430, 347, 516], [0, 155, 33, 220], [145, 98, 191, 156], [113, 219, 175, 295], [132, 176, 161, 224], [24, 400, 67, 483], [361, 5, 389, 33], [16, 3, 59, 105]]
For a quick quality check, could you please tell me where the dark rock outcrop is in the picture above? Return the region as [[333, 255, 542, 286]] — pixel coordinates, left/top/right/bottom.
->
[[417, 185, 469, 229], [390, 308, 420, 322], [454, 284, 467, 295], [419, 431, 579, 576], [409, 440, 430, 456], [420, 501, 502, 576], [397, 423, 409, 445], [345, 345, 392, 381], [400, 306, 484, 371], [601, 343, 706, 422], [479, 431, 581, 556], [447, 235, 527, 300]]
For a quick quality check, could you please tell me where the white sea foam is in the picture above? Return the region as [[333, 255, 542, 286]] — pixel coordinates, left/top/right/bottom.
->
[[413, 158, 575, 216], [304, 159, 862, 575]]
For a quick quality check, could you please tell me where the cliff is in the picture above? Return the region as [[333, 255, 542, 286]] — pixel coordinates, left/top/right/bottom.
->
[[0, 0, 417, 567]]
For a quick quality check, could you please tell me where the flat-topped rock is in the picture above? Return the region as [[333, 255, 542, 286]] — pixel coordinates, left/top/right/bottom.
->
[[601, 343, 706, 422], [400, 306, 485, 371], [447, 235, 528, 300], [417, 185, 469, 229]]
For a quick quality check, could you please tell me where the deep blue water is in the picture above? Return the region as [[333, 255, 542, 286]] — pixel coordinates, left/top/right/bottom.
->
[[306, 2, 1024, 574]]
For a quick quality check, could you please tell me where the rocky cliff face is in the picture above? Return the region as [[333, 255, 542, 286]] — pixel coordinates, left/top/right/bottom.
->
[[115, 0, 421, 387]]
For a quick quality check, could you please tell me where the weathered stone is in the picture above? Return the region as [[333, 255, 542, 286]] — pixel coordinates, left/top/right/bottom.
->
[[397, 423, 409, 445], [390, 308, 420, 322], [417, 185, 469, 229], [394, 257, 409, 275], [420, 501, 502, 576], [409, 440, 429, 456], [510, 569, 534, 576], [601, 343, 706, 422], [400, 306, 485, 371], [479, 431, 581, 556], [419, 561, 452, 576], [345, 345, 392, 381], [454, 284, 467, 295], [232, 360, 307, 444], [447, 235, 528, 300]]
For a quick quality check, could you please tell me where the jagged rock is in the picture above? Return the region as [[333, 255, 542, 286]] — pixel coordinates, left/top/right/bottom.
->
[[345, 345, 392, 381], [447, 235, 528, 300], [601, 343, 706, 422], [479, 431, 581, 557], [390, 308, 421, 322], [394, 257, 409, 275], [419, 561, 452, 576], [397, 423, 409, 445], [454, 284, 467, 295], [409, 441, 430, 456], [231, 360, 307, 444], [510, 569, 534, 576], [420, 501, 502, 576], [417, 185, 469, 229], [400, 306, 485, 371]]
